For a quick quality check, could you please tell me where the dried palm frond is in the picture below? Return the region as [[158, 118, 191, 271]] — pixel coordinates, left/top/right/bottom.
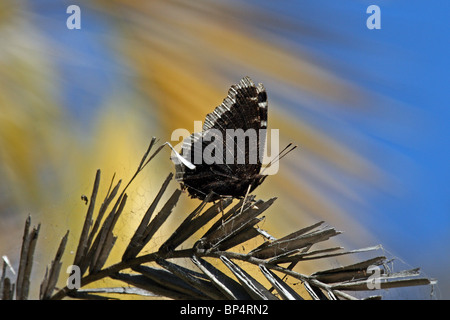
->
[[0, 138, 437, 300]]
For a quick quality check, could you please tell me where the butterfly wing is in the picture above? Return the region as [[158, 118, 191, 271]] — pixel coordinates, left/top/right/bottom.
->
[[203, 76, 268, 176], [175, 77, 268, 200]]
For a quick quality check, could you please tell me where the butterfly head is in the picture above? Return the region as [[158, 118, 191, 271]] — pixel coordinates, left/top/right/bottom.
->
[[247, 174, 268, 194]]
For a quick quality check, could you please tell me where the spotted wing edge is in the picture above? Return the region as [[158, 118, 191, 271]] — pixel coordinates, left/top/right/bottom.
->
[[203, 76, 268, 132]]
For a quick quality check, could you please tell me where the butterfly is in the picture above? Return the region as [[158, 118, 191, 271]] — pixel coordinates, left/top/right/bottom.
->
[[172, 76, 293, 202]]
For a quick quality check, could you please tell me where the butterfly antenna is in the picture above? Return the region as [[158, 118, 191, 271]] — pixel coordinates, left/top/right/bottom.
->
[[261, 143, 297, 175], [276, 144, 298, 162]]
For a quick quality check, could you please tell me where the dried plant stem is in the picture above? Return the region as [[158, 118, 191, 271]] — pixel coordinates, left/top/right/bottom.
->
[[50, 248, 328, 300], [3, 139, 433, 300], [50, 249, 193, 300]]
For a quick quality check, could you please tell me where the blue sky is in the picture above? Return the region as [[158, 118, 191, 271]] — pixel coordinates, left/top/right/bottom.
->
[[268, 0, 450, 295]]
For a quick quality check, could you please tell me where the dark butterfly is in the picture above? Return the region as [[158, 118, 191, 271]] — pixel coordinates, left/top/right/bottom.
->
[[174, 76, 270, 202]]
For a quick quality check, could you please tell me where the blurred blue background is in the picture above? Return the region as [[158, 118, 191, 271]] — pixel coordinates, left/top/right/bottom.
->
[[0, 0, 448, 298]]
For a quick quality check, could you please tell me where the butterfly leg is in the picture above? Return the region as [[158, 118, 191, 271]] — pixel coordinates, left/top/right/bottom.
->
[[239, 184, 253, 215]]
